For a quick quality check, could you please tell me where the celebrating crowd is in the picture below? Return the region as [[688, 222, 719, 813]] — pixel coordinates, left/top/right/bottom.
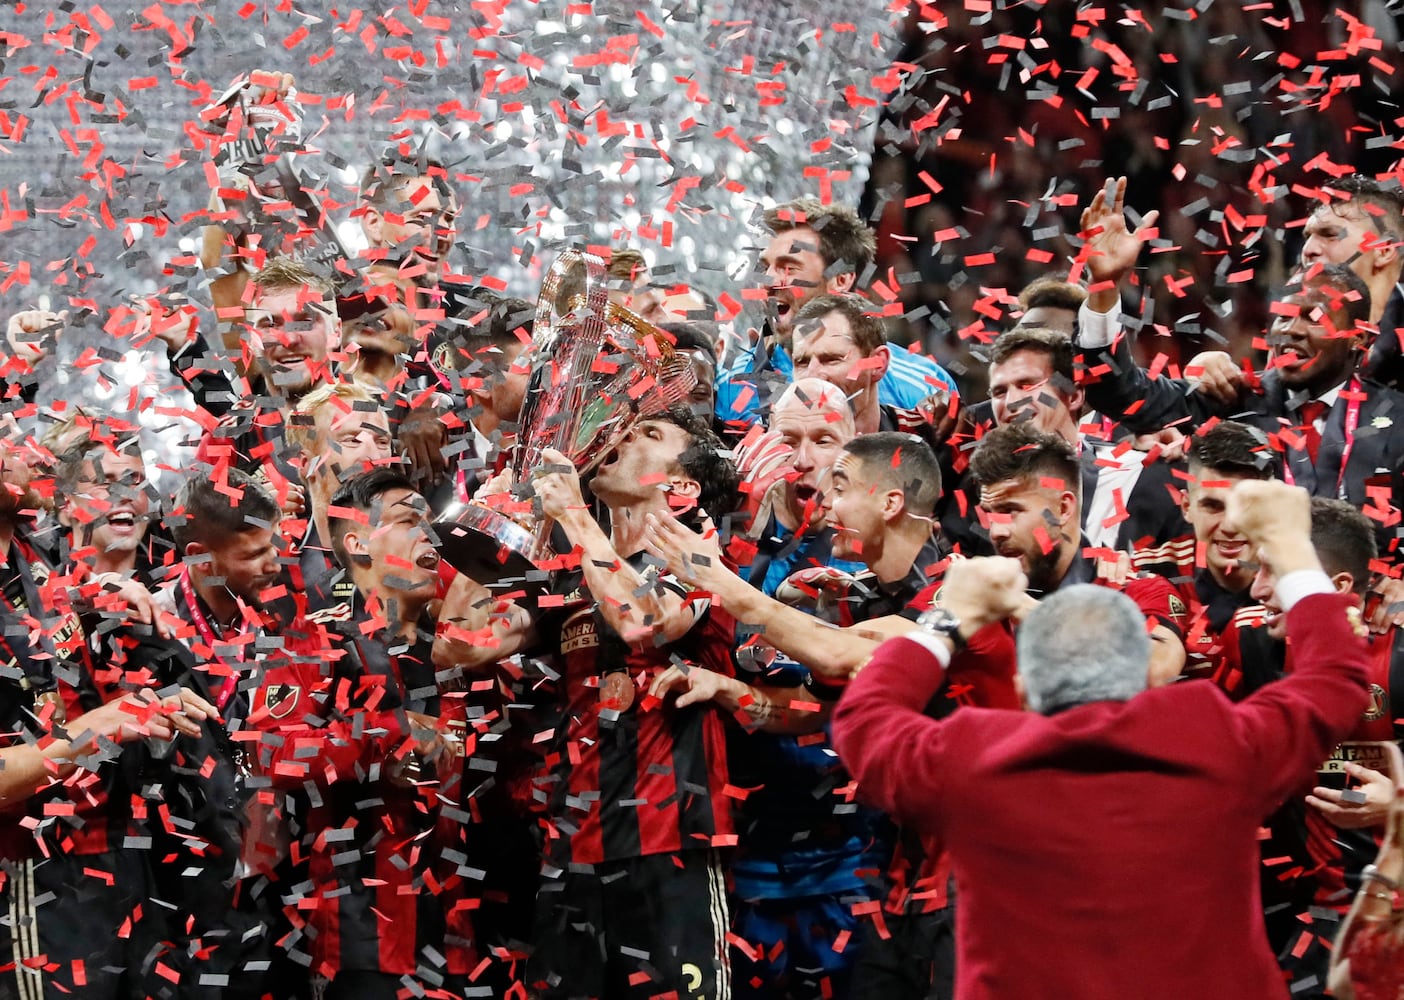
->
[[0, 66, 1403, 1000]]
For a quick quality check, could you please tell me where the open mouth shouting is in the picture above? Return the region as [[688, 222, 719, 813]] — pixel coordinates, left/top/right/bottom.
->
[[105, 509, 141, 534]]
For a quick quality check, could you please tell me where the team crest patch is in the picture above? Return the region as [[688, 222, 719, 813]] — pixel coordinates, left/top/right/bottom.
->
[[263, 684, 301, 720], [1362, 683, 1388, 722], [1167, 593, 1188, 624], [433, 341, 455, 373]]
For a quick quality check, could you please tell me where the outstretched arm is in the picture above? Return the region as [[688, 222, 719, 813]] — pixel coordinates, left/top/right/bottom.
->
[[648, 663, 830, 735], [642, 509, 916, 679], [0, 687, 216, 806], [1225, 481, 1373, 807]]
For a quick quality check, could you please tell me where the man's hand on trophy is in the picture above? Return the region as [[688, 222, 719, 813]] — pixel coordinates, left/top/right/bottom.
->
[[534, 448, 587, 521], [247, 70, 296, 106], [398, 399, 449, 487], [472, 469, 536, 533], [219, 70, 300, 140], [472, 469, 513, 504]]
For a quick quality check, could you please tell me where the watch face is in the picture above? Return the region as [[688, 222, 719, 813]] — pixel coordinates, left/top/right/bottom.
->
[[918, 607, 960, 634]]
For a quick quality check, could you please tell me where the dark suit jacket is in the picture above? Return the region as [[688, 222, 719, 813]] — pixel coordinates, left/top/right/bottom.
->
[[1080, 332, 1404, 549], [940, 402, 1187, 556], [833, 592, 1371, 1000]]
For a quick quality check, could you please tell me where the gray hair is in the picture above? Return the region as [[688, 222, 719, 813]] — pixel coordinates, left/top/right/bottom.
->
[[1016, 585, 1150, 714]]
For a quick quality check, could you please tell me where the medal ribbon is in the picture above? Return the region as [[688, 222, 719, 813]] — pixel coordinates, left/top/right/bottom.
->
[[179, 567, 244, 711], [1282, 376, 1361, 500]]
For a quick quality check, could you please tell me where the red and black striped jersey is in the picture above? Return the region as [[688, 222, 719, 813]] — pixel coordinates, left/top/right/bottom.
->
[[534, 563, 738, 867], [1131, 534, 1255, 684], [253, 608, 455, 978], [0, 537, 157, 862]]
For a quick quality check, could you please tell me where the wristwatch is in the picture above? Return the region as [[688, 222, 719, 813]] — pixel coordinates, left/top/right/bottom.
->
[[916, 606, 966, 651]]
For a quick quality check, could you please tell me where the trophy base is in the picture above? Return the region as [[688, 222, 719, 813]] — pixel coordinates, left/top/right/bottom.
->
[[434, 503, 551, 591]]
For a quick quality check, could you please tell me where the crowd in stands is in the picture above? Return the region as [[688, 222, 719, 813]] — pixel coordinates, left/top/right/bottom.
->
[[866, 2, 1404, 396]]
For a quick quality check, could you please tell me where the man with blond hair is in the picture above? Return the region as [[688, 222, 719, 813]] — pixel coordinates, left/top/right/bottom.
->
[[195, 256, 344, 484], [284, 380, 395, 622]]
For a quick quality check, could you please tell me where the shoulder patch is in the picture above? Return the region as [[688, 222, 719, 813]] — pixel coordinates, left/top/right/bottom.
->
[[263, 683, 301, 720]]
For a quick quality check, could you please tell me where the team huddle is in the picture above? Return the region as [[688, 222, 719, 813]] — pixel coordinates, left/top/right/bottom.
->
[[1, 72, 1403, 1000]]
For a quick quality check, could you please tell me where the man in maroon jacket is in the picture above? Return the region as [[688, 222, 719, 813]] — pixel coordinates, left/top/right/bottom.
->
[[832, 478, 1372, 1000]]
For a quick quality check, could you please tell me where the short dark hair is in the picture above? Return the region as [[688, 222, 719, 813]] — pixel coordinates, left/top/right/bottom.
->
[[1290, 263, 1373, 330], [1017, 276, 1087, 313], [971, 422, 1081, 497], [989, 326, 1076, 386], [170, 469, 280, 553], [1185, 421, 1275, 482], [651, 406, 739, 523], [1329, 175, 1404, 243], [1310, 497, 1376, 595], [793, 293, 887, 355], [436, 288, 535, 373], [327, 467, 421, 568], [660, 321, 717, 366], [842, 432, 942, 518], [764, 199, 876, 277]]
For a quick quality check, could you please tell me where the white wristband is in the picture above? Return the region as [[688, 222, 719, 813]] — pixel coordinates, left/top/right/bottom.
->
[[1076, 299, 1121, 349], [1275, 569, 1335, 611], [902, 630, 954, 669]]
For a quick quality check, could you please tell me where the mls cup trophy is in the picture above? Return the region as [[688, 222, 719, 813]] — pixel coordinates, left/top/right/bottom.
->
[[435, 249, 697, 586]]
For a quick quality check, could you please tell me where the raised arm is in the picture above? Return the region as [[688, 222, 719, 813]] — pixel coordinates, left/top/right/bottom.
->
[[432, 571, 538, 672], [1223, 480, 1373, 808], [1074, 178, 1223, 433], [831, 557, 1029, 826], [3, 309, 65, 407], [641, 509, 915, 679], [537, 449, 697, 645]]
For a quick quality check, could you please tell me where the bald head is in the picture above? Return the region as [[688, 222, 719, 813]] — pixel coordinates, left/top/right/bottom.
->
[[770, 377, 856, 531], [773, 377, 856, 433]]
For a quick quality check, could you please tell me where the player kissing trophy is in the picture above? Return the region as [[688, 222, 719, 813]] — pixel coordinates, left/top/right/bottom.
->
[[434, 248, 696, 587]]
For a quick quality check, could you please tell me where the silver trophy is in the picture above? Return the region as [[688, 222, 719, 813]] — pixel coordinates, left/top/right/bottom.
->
[[435, 249, 696, 586]]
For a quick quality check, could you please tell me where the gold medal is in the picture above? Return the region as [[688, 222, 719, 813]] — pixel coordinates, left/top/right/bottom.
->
[[599, 671, 635, 711], [35, 689, 66, 726]]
